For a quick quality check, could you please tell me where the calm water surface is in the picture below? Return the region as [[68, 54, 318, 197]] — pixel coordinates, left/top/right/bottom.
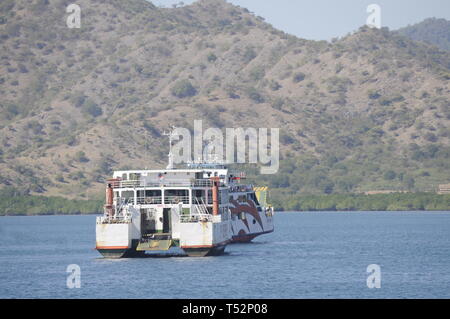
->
[[0, 212, 449, 299]]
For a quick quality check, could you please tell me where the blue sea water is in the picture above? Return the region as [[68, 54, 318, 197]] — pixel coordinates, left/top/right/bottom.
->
[[0, 211, 449, 299]]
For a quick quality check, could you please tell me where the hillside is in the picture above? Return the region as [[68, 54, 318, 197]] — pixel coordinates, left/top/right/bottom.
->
[[0, 0, 450, 206], [396, 18, 450, 51]]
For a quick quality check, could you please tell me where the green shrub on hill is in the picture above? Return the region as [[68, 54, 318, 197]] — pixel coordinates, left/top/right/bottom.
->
[[171, 80, 197, 98]]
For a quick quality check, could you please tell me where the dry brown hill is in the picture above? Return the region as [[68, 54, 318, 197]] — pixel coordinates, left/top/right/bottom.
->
[[0, 0, 449, 199]]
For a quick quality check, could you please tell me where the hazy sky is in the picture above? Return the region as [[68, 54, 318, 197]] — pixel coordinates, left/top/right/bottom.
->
[[151, 0, 450, 40]]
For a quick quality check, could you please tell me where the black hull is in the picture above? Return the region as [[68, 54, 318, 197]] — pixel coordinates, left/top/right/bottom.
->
[[231, 229, 274, 243], [97, 240, 145, 259], [183, 245, 227, 257]]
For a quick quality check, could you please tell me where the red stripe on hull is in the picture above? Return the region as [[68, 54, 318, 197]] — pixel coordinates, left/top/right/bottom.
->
[[232, 234, 257, 243]]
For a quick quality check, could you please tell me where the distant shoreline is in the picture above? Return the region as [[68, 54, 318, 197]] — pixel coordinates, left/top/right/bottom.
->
[[0, 189, 103, 217], [1, 210, 450, 217], [270, 192, 450, 212], [1, 191, 450, 216]]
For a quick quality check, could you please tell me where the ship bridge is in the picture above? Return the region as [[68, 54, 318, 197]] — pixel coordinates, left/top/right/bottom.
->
[[107, 168, 236, 210]]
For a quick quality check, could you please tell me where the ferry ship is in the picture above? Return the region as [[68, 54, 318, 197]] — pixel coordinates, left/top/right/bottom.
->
[[95, 138, 274, 258]]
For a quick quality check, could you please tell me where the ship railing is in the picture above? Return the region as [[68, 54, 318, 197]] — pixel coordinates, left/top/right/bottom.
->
[[110, 180, 139, 188], [179, 213, 227, 223], [178, 198, 212, 223], [135, 196, 163, 205], [112, 197, 134, 215], [116, 197, 134, 209], [192, 180, 214, 187], [164, 196, 190, 204], [180, 213, 213, 223], [96, 215, 131, 224], [115, 196, 195, 206], [194, 197, 210, 214], [229, 185, 254, 193], [110, 179, 222, 189], [178, 207, 230, 223]]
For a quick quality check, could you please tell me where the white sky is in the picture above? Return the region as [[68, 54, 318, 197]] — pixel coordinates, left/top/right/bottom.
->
[[150, 0, 450, 40]]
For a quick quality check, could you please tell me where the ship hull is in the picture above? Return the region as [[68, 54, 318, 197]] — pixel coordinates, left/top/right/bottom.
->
[[96, 240, 145, 259], [230, 200, 274, 243], [179, 218, 231, 257], [96, 220, 142, 259], [231, 230, 274, 243], [182, 244, 227, 257], [232, 234, 257, 243], [96, 165, 275, 258], [97, 248, 132, 259]]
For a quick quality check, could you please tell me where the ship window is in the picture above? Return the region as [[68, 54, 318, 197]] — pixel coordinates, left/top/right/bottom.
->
[[165, 189, 188, 197], [206, 190, 222, 204], [193, 190, 204, 197], [207, 190, 213, 205], [165, 189, 189, 204], [145, 190, 162, 197], [192, 190, 207, 205], [238, 195, 247, 202], [192, 190, 205, 201], [130, 173, 141, 181], [135, 190, 163, 204], [122, 191, 134, 198], [121, 191, 134, 203], [122, 173, 128, 180], [219, 190, 227, 204], [249, 193, 260, 206]]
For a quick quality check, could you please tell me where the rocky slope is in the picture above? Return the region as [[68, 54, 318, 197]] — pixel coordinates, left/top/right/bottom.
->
[[0, 0, 449, 199]]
